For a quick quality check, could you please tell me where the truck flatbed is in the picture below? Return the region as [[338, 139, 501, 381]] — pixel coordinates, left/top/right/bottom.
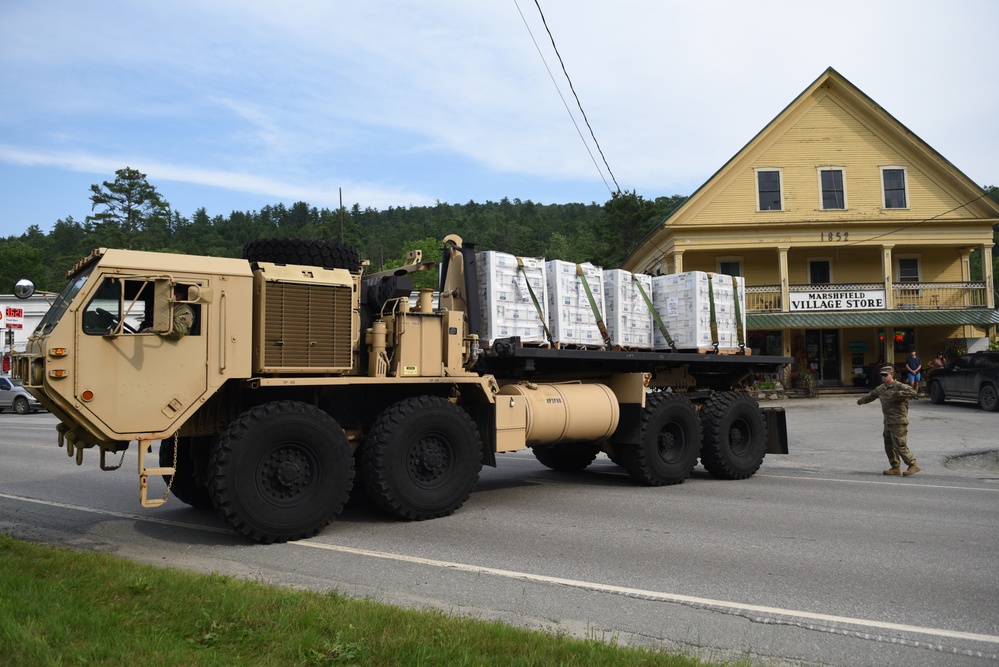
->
[[478, 337, 791, 379]]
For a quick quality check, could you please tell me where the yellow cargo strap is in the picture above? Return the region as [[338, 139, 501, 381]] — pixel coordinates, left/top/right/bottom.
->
[[575, 264, 611, 346], [731, 275, 746, 353], [516, 257, 553, 345], [707, 273, 720, 353], [632, 274, 676, 351]]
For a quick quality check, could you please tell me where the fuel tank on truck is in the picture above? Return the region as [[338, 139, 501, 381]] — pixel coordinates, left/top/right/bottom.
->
[[498, 382, 619, 447]]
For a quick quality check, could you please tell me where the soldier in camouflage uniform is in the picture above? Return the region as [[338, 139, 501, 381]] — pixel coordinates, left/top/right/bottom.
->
[[165, 285, 195, 340], [857, 365, 920, 476]]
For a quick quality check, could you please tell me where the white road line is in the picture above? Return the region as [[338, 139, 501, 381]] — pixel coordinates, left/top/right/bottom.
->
[[756, 473, 999, 491], [4, 490, 998, 647], [0, 492, 232, 534], [294, 540, 999, 647]]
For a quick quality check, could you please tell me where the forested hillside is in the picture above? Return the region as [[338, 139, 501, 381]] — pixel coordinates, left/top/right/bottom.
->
[[0, 168, 687, 293], [2, 168, 996, 295]]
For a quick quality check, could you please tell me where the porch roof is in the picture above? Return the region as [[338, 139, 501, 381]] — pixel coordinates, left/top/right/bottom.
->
[[747, 308, 999, 329]]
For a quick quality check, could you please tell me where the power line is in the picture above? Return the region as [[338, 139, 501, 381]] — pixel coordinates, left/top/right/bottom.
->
[[846, 190, 995, 246], [514, 0, 621, 195]]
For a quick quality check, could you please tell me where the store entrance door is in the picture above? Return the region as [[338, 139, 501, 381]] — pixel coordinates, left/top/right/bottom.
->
[[805, 329, 841, 386]]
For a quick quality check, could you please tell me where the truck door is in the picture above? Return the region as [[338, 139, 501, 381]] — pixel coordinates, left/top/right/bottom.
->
[[951, 354, 975, 398], [75, 276, 210, 436]]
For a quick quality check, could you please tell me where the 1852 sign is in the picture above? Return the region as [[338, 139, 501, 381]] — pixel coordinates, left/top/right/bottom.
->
[[789, 289, 886, 312]]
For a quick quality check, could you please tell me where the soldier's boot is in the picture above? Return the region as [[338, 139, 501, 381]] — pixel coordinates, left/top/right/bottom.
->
[[883, 467, 901, 475], [903, 464, 921, 476]]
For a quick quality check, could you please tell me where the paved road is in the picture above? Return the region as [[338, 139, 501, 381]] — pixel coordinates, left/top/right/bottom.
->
[[1, 395, 997, 667]]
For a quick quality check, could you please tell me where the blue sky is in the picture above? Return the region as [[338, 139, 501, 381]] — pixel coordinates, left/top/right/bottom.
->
[[1, 0, 997, 238]]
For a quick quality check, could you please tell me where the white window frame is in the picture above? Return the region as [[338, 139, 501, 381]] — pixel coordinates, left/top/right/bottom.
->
[[808, 257, 833, 285], [880, 165, 909, 210], [754, 167, 784, 212], [817, 166, 847, 210], [896, 255, 921, 299], [896, 255, 921, 283], [717, 257, 743, 277]]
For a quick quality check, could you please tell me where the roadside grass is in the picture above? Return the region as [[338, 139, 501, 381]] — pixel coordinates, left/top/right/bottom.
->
[[0, 534, 738, 666]]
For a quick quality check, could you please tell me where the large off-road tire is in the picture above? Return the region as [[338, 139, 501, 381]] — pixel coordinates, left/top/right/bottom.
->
[[209, 401, 354, 543], [928, 380, 946, 405], [979, 384, 999, 412], [620, 392, 702, 486], [243, 238, 361, 273], [12, 396, 30, 415], [160, 436, 213, 510], [531, 442, 601, 471], [699, 392, 767, 480], [359, 396, 482, 521]]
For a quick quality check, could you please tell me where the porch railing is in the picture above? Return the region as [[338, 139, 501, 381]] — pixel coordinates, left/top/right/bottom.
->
[[892, 282, 987, 309], [746, 285, 782, 312], [744, 282, 988, 312]]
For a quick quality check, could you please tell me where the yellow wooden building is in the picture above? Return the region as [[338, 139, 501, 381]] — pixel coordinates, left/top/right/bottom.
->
[[623, 67, 999, 387]]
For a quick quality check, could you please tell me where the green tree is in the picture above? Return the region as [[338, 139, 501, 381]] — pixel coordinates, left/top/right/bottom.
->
[[598, 190, 662, 268], [0, 239, 47, 295], [380, 237, 444, 290], [86, 167, 171, 250]]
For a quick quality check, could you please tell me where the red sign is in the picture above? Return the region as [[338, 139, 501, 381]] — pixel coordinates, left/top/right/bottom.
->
[[5, 306, 23, 330]]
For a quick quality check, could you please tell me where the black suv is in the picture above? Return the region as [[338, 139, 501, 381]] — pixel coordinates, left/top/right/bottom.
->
[[926, 351, 999, 411]]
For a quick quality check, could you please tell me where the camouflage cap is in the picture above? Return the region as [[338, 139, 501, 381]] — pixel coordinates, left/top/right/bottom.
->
[[879, 365, 895, 375]]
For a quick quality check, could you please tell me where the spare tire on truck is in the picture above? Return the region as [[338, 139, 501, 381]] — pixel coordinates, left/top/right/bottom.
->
[[243, 238, 361, 273]]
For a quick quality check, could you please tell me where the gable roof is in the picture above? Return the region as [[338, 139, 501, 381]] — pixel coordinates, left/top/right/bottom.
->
[[623, 67, 999, 273]]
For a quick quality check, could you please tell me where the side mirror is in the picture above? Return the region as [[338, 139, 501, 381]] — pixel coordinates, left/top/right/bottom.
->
[[149, 280, 174, 334], [14, 279, 34, 299]]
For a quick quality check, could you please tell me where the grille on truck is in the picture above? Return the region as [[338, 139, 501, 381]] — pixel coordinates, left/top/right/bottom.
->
[[262, 282, 353, 371]]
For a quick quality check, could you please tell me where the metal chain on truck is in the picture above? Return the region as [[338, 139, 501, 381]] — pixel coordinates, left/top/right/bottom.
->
[[163, 433, 178, 501]]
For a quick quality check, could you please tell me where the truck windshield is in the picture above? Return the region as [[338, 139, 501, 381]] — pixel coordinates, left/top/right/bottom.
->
[[34, 264, 98, 336]]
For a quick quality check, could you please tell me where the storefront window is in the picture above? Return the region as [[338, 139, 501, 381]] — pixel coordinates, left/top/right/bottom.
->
[[748, 330, 783, 357], [879, 328, 914, 354]]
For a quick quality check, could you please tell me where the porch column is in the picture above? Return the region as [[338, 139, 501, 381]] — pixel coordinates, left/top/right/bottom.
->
[[778, 246, 790, 312], [985, 244, 995, 308], [672, 250, 684, 274], [959, 248, 972, 308], [959, 249, 972, 281], [882, 244, 895, 309]]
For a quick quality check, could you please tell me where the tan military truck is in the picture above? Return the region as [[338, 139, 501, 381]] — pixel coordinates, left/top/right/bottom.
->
[[12, 236, 790, 543]]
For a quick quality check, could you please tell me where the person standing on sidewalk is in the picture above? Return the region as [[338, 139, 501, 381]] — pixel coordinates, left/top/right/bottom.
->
[[857, 365, 920, 476], [906, 349, 923, 397]]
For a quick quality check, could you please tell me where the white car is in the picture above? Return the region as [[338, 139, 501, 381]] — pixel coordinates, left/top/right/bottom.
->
[[0, 375, 43, 414]]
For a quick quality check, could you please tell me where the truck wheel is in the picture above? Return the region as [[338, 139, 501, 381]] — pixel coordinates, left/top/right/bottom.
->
[[531, 442, 601, 471], [160, 436, 213, 510], [699, 392, 767, 480], [979, 384, 999, 412], [928, 380, 945, 404], [360, 396, 482, 521], [621, 392, 701, 486], [12, 396, 30, 415], [209, 401, 354, 543], [243, 238, 361, 273]]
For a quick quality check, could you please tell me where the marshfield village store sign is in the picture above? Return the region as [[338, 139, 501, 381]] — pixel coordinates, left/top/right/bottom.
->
[[788, 290, 886, 312]]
